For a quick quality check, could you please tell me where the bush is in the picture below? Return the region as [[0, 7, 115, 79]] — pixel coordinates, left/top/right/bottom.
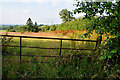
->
[[49, 25, 57, 31], [39, 27, 45, 32], [39, 17, 93, 32], [2, 32, 13, 54], [9, 29, 16, 32]]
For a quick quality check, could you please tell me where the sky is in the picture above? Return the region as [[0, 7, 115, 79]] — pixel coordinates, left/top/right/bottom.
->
[[0, 0, 85, 25]]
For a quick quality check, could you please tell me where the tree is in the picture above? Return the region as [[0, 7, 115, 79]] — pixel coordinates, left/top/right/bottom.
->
[[34, 22, 39, 32], [26, 18, 33, 32], [59, 9, 75, 23], [74, 0, 120, 66]]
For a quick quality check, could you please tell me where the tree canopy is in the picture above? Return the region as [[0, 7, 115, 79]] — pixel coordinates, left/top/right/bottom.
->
[[74, 0, 120, 65], [26, 18, 34, 32], [34, 22, 39, 32], [26, 18, 39, 32], [59, 9, 75, 23]]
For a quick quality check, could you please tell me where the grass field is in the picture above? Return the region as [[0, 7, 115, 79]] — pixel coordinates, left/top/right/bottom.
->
[[0, 30, 7, 32], [2, 35, 100, 78], [1, 31, 117, 78]]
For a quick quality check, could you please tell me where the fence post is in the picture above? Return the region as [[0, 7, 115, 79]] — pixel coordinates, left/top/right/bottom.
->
[[95, 35, 102, 53], [19, 36, 22, 78], [59, 40, 62, 57], [20, 36, 22, 61]]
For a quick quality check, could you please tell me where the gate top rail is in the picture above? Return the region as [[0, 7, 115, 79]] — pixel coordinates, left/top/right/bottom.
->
[[0, 35, 97, 42]]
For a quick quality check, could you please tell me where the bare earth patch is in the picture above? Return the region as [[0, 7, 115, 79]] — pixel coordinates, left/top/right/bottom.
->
[[0, 31, 67, 38]]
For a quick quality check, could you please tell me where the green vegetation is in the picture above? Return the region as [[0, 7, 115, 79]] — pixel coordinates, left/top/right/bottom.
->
[[74, 0, 120, 78], [0, 23, 43, 33], [3, 37, 117, 78], [38, 25, 57, 32], [2, 31, 118, 78], [0, 17, 93, 33], [39, 17, 94, 32], [0, 25, 11, 30], [0, 30, 7, 32], [1, 0, 119, 79], [56, 17, 93, 31], [1, 32, 13, 54], [26, 18, 39, 32], [59, 9, 75, 23]]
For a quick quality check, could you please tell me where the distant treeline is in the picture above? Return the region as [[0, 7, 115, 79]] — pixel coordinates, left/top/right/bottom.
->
[[40, 17, 94, 32], [0, 24, 44, 32], [0, 17, 94, 33]]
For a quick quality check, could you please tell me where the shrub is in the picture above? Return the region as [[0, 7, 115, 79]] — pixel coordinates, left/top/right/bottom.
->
[[9, 29, 16, 32], [1, 32, 13, 54]]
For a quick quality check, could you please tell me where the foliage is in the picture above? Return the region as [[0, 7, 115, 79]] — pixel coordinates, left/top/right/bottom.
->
[[2, 38, 118, 78], [59, 9, 75, 23], [38, 27, 45, 32], [19, 26, 27, 33], [33, 22, 39, 32], [56, 17, 93, 31], [26, 18, 39, 32], [9, 29, 16, 32], [49, 25, 57, 31], [0, 25, 11, 30], [74, 0, 120, 69], [39, 25, 57, 32], [11, 26, 21, 32], [26, 18, 34, 32], [1, 32, 13, 54], [1, 1, 120, 78], [39, 17, 93, 32], [8, 25, 27, 33]]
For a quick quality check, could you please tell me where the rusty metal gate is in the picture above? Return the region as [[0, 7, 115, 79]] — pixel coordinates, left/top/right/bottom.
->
[[0, 35, 100, 63]]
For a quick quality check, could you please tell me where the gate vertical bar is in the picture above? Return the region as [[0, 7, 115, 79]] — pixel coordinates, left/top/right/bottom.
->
[[20, 36, 22, 61], [95, 37, 99, 51], [95, 35, 102, 54], [20, 36, 22, 78], [59, 40, 62, 57], [96, 35, 102, 51]]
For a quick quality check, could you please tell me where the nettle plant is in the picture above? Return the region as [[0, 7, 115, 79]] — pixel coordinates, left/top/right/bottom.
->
[[74, 1, 120, 65]]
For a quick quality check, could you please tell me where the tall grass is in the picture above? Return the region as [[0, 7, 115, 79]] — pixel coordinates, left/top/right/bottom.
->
[[0, 30, 7, 32], [2, 35, 118, 79]]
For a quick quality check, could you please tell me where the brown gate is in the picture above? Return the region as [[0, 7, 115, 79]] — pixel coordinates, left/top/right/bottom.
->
[[0, 35, 101, 63]]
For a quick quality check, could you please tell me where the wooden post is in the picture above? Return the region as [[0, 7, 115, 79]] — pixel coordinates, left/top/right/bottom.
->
[[59, 40, 62, 57], [95, 35, 102, 53], [20, 37, 22, 61]]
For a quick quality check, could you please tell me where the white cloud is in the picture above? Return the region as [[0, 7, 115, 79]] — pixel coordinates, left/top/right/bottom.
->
[[51, 1, 65, 6], [0, 0, 21, 2], [20, 0, 75, 5], [35, 0, 48, 3], [21, 0, 32, 3], [21, 0, 49, 3], [0, 6, 3, 24], [23, 10, 30, 13], [21, 0, 46, 3], [0, 0, 77, 24]]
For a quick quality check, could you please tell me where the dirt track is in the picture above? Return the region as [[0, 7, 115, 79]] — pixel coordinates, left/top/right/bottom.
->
[[0, 31, 66, 38]]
